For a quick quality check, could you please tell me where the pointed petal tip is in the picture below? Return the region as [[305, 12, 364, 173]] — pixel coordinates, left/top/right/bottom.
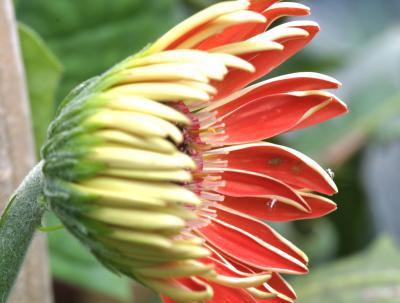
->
[[268, 2, 311, 14]]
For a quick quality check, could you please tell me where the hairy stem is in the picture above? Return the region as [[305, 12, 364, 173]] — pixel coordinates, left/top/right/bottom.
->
[[0, 162, 45, 302]]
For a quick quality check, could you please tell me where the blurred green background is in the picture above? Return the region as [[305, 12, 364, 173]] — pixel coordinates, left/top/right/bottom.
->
[[14, 0, 400, 302]]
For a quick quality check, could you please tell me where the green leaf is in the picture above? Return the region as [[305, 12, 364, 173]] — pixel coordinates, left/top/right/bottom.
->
[[292, 236, 400, 303], [46, 213, 132, 300], [18, 23, 63, 154]]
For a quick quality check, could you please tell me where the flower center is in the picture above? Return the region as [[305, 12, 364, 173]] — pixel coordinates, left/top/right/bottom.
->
[[172, 102, 229, 232]]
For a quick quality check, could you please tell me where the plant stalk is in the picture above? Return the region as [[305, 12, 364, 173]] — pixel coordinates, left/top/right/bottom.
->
[[0, 162, 45, 303]]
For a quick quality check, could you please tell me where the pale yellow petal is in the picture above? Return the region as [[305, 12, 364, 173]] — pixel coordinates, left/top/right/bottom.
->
[[89, 146, 196, 171], [148, 0, 250, 53]]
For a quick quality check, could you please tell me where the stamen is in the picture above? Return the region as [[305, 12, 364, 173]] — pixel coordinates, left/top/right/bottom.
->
[[201, 191, 225, 202], [201, 175, 226, 192], [186, 100, 212, 111], [195, 111, 218, 127], [168, 101, 228, 233], [203, 158, 228, 169], [200, 134, 229, 147]]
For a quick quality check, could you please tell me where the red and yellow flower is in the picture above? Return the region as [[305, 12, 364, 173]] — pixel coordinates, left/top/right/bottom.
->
[[42, 1, 348, 302]]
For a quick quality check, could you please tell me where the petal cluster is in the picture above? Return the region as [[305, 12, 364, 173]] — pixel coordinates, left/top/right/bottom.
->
[[42, 1, 348, 303]]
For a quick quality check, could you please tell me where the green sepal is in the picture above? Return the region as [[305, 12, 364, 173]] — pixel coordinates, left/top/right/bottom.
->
[[44, 177, 96, 208], [42, 125, 106, 181], [43, 154, 105, 181], [41, 126, 102, 159], [44, 178, 118, 256], [56, 76, 101, 116], [47, 103, 100, 138]]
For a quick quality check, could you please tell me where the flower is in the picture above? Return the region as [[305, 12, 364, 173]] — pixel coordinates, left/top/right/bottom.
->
[[42, 1, 348, 302]]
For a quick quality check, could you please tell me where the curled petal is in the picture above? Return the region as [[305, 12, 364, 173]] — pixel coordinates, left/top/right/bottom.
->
[[249, 0, 281, 12], [197, 0, 282, 50], [220, 193, 336, 222], [260, 273, 297, 303], [149, 1, 251, 52], [198, 208, 308, 274], [243, 2, 311, 45], [215, 206, 308, 264], [202, 251, 292, 302], [212, 21, 320, 99], [217, 92, 337, 144], [214, 142, 337, 194], [207, 72, 341, 114], [213, 169, 310, 212], [264, 3, 310, 27], [135, 260, 214, 278], [201, 256, 272, 288], [297, 192, 337, 219], [155, 277, 213, 303], [208, 281, 258, 303], [290, 93, 348, 130]]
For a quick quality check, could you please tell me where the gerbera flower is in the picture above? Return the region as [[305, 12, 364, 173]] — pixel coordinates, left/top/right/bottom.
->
[[42, 1, 347, 302]]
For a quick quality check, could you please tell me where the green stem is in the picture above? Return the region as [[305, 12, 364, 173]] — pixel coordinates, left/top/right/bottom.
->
[[0, 162, 45, 302]]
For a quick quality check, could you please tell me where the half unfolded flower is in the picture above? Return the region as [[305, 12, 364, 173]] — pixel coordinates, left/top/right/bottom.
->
[[42, 1, 348, 302]]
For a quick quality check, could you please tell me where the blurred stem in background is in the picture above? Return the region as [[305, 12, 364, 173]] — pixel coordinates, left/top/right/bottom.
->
[[0, 0, 53, 301], [133, 283, 154, 303]]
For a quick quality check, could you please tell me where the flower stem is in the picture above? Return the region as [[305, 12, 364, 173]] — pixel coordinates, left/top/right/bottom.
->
[[0, 162, 45, 303]]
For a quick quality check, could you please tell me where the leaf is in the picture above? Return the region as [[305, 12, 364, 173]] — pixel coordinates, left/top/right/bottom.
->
[[16, 0, 186, 103], [46, 213, 132, 300], [292, 236, 400, 303], [18, 23, 63, 154]]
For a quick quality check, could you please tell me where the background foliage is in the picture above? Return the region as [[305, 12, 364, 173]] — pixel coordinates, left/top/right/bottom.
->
[[14, 0, 400, 302]]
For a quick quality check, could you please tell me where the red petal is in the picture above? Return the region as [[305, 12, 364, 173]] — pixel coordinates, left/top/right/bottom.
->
[[255, 298, 289, 303], [249, 0, 281, 12], [208, 281, 257, 303], [245, 3, 310, 44], [218, 92, 332, 144], [291, 94, 348, 130], [217, 206, 308, 264], [213, 22, 320, 99], [216, 142, 337, 194], [197, 210, 308, 274], [197, 0, 281, 50], [160, 277, 210, 303], [164, 1, 261, 51], [254, 273, 296, 303], [299, 192, 337, 219], [220, 193, 337, 222], [216, 169, 310, 212], [161, 296, 175, 303], [209, 72, 341, 117], [201, 250, 296, 303], [202, 257, 245, 278], [203, 245, 264, 276]]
